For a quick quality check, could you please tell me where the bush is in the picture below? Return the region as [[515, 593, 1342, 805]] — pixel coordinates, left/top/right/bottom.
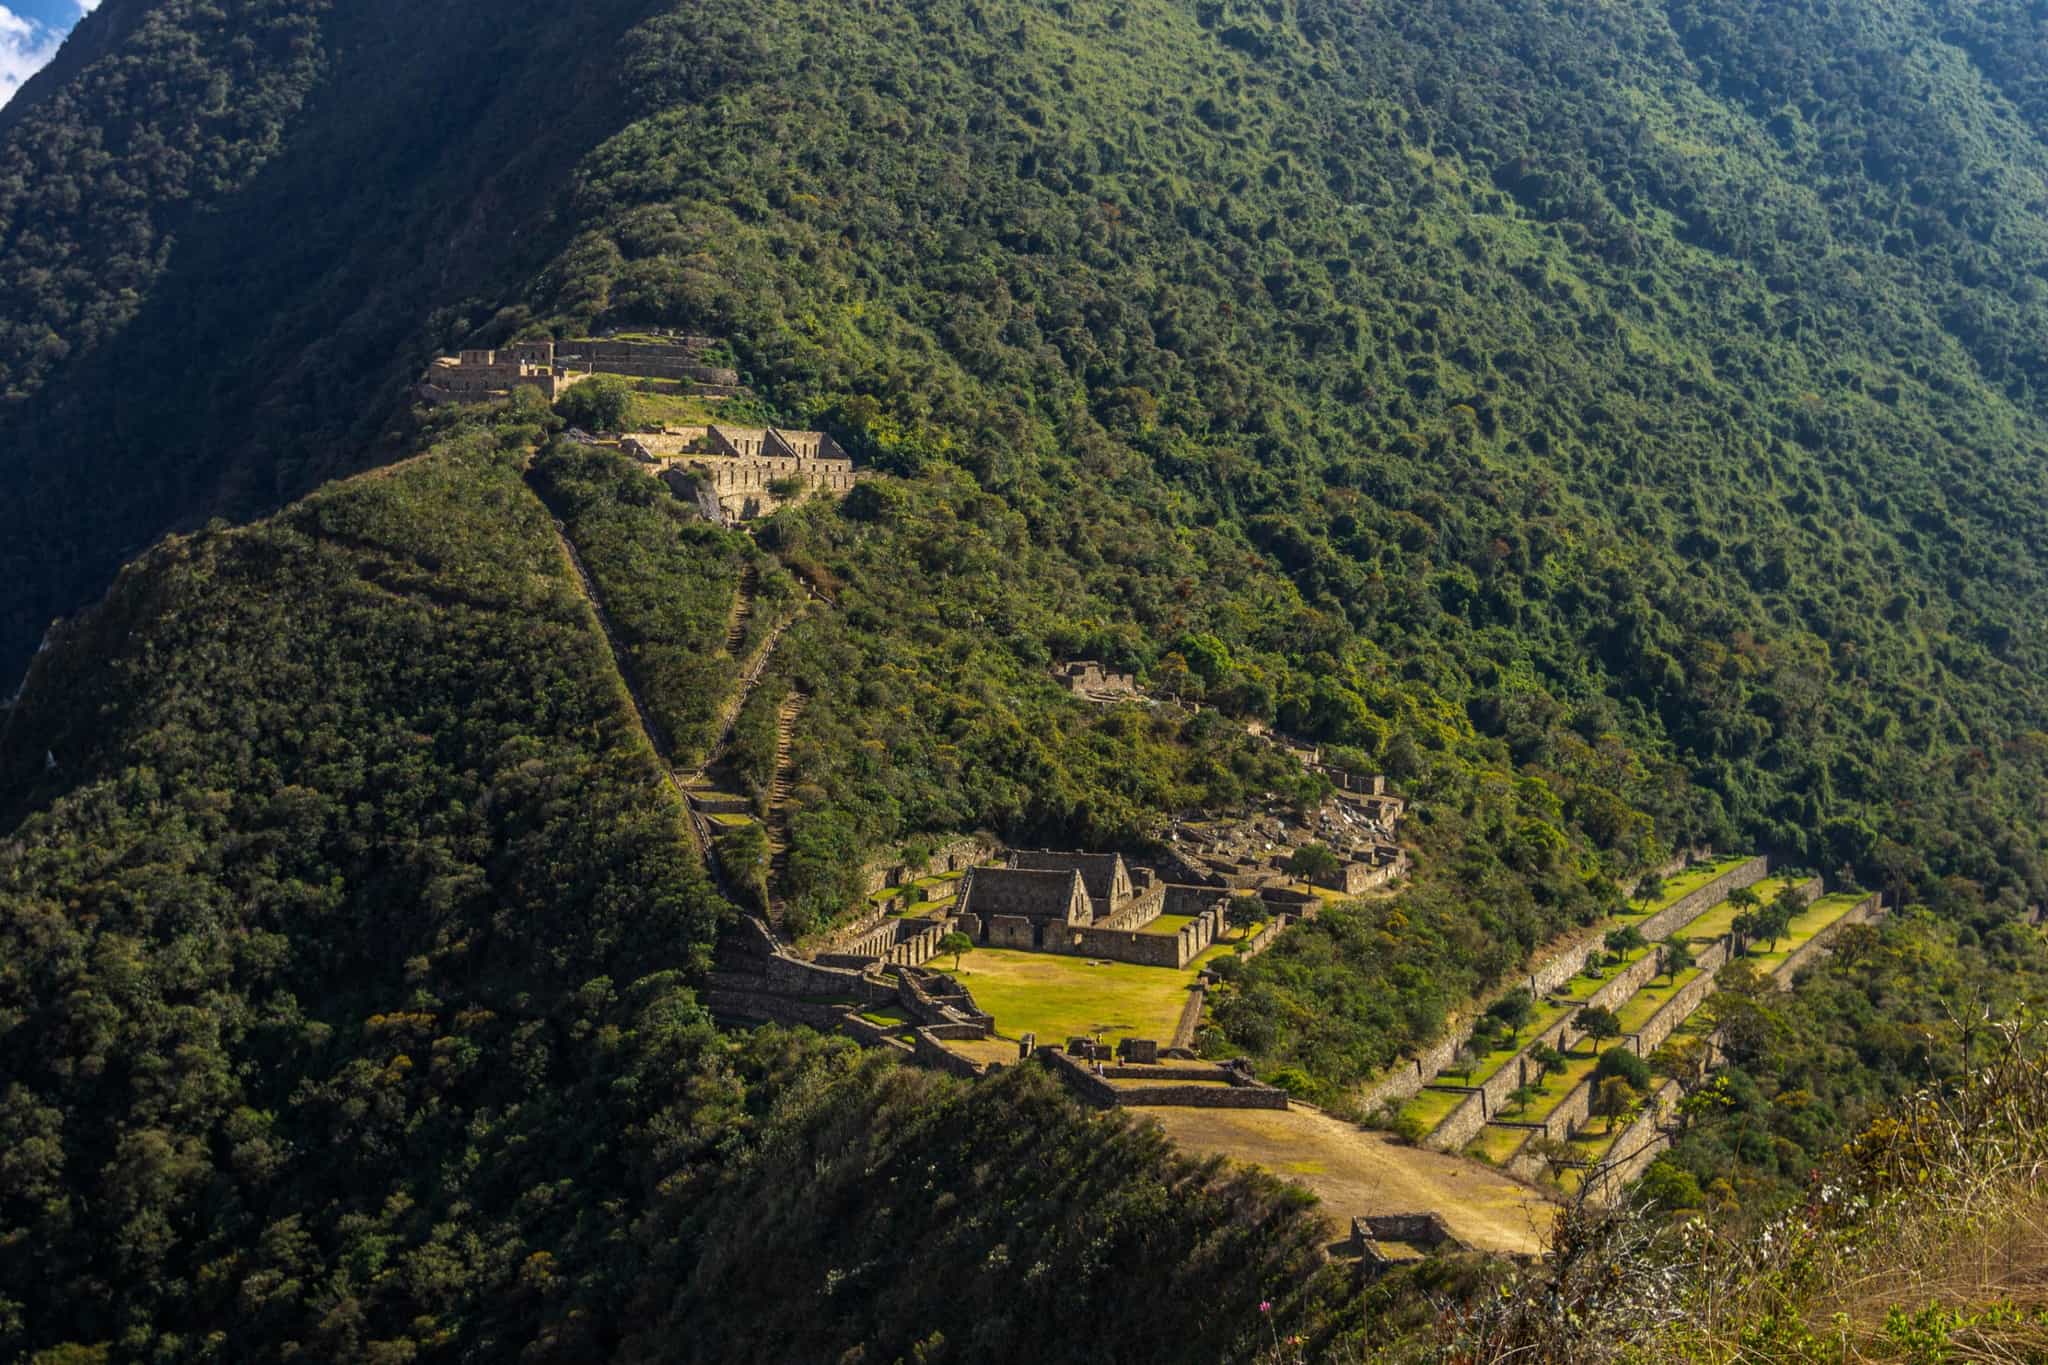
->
[[1595, 1046, 1652, 1091]]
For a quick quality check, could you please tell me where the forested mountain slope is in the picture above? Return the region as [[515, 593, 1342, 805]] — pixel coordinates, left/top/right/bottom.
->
[[0, 406, 1357, 1361], [6, 0, 2047, 909]]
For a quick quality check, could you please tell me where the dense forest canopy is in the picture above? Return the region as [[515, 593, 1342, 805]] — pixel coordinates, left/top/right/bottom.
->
[[5, 0, 2048, 1358]]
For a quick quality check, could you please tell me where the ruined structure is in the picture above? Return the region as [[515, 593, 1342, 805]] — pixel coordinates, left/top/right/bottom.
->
[[417, 340, 594, 405], [953, 851, 1228, 968], [1055, 659, 1139, 702], [623, 425, 857, 523], [553, 335, 743, 391]]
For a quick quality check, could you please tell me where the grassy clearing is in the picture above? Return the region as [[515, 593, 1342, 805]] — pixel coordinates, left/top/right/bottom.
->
[[858, 1004, 912, 1026], [1398, 1086, 1471, 1132], [945, 947, 1201, 1045], [1672, 874, 1814, 944], [1466, 1124, 1533, 1164], [1143, 913, 1198, 937], [1748, 892, 1867, 975]]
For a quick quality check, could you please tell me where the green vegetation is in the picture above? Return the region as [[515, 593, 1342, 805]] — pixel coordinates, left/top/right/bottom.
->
[[943, 947, 1203, 1047]]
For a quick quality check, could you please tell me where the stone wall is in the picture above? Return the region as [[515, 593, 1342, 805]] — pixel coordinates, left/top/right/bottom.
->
[[1171, 980, 1208, 1050], [1634, 856, 1770, 943], [989, 914, 1038, 949], [1111, 1082, 1289, 1109], [1579, 1082, 1680, 1204], [912, 1028, 990, 1080], [1771, 892, 1883, 984], [1423, 1004, 1581, 1151]]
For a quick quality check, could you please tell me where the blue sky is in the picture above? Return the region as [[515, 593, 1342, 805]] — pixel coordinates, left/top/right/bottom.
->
[[1, 0, 96, 110]]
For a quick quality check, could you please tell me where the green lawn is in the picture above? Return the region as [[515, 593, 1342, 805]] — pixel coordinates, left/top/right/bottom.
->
[[1143, 913, 1198, 937], [1747, 893, 1867, 975], [1190, 924, 1265, 969], [858, 1004, 912, 1027], [1670, 874, 1813, 945], [1623, 855, 1750, 916], [943, 947, 1203, 1046], [1397, 1086, 1471, 1133]]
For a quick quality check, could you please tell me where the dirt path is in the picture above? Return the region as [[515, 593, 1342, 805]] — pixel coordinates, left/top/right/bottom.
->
[[1131, 1105, 1556, 1258]]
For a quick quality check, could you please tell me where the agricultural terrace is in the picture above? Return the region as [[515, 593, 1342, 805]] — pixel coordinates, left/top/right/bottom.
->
[[1670, 873, 1816, 944]]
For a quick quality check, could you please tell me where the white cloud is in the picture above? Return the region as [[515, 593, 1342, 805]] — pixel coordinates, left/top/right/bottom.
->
[[76, 0, 100, 12], [0, 5, 65, 111]]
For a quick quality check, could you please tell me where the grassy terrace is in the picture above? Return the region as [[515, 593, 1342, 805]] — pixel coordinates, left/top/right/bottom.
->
[[1612, 965, 1706, 1034], [1400, 1087, 1470, 1132], [1142, 913, 1198, 937], [944, 947, 1203, 1047], [1465, 1124, 1534, 1165], [1622, 855, 1751, 917], [1671, 874, 1813, 945], [1750, 892, 1867, 975]]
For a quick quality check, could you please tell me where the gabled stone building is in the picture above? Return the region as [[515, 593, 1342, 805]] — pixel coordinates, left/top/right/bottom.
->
[[622, 424, 857, 523]]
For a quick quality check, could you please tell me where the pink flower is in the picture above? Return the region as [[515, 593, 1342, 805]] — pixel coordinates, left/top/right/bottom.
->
[[1259, 1300, 1272, 1314]]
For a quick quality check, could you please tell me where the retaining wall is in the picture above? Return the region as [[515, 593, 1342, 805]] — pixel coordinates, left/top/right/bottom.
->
[[1580, 1082, 1681, 1204], [1111, 1082, 1289, 1109], [912, 1028, 990, 1079], [1423, 1005, 1581, 1151], [1771, 892, 1883, 985], [1634, 856, 1770, 944], [1171, 981, 1208, 1050]]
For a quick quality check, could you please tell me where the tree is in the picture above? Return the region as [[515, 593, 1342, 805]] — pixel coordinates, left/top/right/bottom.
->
[[1726, 884, 1760, 914], [1505, 1084, 1539, 1118], [1661, 936, 1695, 980], [1485, 987, 1535, 1043], [1575, 1005, 1622, 1050], [1603, 925, 1646, 960], [1637, 1158, 1705, 1211], [1226, 894, 1264, 941], [1633, 871, 1665, 906], [938, 931, 973, 971], [1649, 1036, 1709, 1093], [1594, 1075, 1640, 1133], [555, 376, 632, 431], [1528, 1135, 1576, 1182], [1530, 1042, 1566, 1081], [1593, 1045, 1651, 1092], [1285, 843, 1341, 882]]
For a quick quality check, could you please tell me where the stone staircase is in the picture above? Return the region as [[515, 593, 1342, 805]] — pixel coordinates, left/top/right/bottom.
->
[[765, 691, 808, 912], [724, 563, 755, 655]]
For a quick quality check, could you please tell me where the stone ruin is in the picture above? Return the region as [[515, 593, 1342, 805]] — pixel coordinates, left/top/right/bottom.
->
[[1054, 659, 1140, 702], [952, 851, 1232, 969], [417, 339, 593, 405], [623, 425, 857, 524]]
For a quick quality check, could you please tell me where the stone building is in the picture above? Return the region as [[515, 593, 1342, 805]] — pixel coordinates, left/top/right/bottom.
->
[[1055, 660, 1139, 702], [953, 851, 1228, 968], [417, 340, 592, 405], [622, 424, 857, 523]]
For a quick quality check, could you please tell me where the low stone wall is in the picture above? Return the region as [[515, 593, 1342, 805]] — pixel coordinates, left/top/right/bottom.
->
[[912, 1028, 990, 1079], [1635, 855, 1769, 944], [1113, 1082, 1289, 1109], [688, 791, 752, 816], [1580, 1082, 1680, 1204], [755, 951, 896, 1004], [1041, 1048, 1121, 1108], [704, 991, 843, 1030], [1772, 891, 1882, 985]]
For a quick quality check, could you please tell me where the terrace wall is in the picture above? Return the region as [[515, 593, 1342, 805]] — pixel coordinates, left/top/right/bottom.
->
[[1580, 1083, 1681, 1204], [1771, 892, 1883, 984], [1634, 856, 1770, 944]]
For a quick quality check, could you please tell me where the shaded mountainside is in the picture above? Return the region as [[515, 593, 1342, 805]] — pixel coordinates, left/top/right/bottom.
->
[[0, 407, 1358, 1362]]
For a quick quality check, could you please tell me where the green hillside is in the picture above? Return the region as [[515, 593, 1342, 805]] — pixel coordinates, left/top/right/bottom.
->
[[6, 0, 2048, 1357]]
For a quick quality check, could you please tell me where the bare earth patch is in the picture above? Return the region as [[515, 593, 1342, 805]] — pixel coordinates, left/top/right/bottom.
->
[[1131, 1104, 1557, 1258]]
